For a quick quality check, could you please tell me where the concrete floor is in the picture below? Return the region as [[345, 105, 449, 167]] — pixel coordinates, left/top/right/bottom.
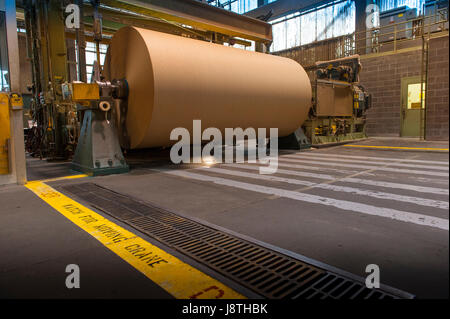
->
[[0, 138, 448, 298], [0, 184, 175, 299]]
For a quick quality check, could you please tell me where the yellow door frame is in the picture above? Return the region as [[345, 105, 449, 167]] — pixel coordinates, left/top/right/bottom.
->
[[0, 93, 10, 175]]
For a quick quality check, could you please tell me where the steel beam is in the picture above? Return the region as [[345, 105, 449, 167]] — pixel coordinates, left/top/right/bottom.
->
[[99, 0, 272, 43], [83, 6, 252, 46], [76, 0, 87, 83]]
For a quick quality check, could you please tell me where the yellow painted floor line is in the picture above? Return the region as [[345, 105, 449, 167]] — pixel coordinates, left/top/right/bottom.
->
[[344, 144, 449, 151], [32, 174, 88, 183], [25, 180, 245, 299]]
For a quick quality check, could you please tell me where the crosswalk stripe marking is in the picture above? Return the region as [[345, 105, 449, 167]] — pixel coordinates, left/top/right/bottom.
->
[[282, 154, 449, 171], [296, 152, 449, 165], [343, 145, 449, 151], [277, 157, 449, 177], [200, 166, 449, 210], [159, 169, 449, 231], [230, 163, 448, 195], [341, 177, 449, 195]]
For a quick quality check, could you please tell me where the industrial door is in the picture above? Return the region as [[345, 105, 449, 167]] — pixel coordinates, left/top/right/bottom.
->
[[401, 77, 425, 137]]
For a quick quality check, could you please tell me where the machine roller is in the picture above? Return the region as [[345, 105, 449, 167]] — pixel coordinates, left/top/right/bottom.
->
[[64, 26, 312, 175]]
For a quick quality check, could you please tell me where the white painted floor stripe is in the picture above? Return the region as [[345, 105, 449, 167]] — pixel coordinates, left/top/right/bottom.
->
[[283, 154, 449, 171], [341, 177, 449, 196], [225, 163, 449, 196], [277, 157, 449, 177], [159, 169, 449, 231], [261, 160, 356, 175], [229, 163, 338, 180], [202, 166, 449, 210], [296, 152, 449, 166], [275, 162, 374, 177]]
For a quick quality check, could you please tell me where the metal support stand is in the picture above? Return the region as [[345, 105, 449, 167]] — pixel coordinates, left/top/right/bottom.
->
[[71, 109, 129, 176], [278, 127, 311, 150]]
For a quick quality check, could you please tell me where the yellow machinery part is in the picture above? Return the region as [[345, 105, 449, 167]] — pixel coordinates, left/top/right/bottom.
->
[[9, 93, 24, 110], [331, 125, 337, 134], [71, 83, 100, 101], [0, 93, 11, 175]]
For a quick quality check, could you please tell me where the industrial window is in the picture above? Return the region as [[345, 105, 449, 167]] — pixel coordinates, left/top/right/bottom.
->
[[380, 0, 426, 14], [207, 0, 259, 13], [270, 0, 356, 52], [75, 41, 108, 82], [224, 38, 256, 50], [407, 83, 426, 109]]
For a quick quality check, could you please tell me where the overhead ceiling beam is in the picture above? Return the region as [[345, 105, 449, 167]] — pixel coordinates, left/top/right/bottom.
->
[[83, 5, 252, 46], [99, 0, 272, 43], [15, 1, 253, 46], [84, 5, 209, 39], [246, 0, 326, 21]]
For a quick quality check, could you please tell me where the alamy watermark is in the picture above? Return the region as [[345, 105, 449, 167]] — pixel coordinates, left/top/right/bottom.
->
[[366, 4, 380, 29], [65, 4, 80, 29], [65, 264, 80, 289], [170, 120, 279, 174], [365, 264, 380, 289]]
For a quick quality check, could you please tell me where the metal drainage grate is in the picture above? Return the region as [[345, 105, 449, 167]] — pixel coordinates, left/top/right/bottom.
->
[[61, 182, 410, 299]]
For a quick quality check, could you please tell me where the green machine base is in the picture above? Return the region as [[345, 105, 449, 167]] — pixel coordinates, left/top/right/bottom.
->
[[311, 132, 367, 146], [71, 109, 129, 176], [278, 127, 311, 150]]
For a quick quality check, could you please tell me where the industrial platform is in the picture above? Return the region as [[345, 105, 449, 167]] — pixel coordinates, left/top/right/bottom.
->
[[0, 138, 448, 299]]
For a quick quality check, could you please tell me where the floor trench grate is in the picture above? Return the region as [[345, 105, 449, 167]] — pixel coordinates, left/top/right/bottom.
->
[[61, 182, 412, 300]]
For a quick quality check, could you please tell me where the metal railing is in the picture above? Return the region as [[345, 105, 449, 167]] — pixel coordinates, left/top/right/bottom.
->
[[274, 7, 448, 69], [275, 34, 356, 71], [274, 6, 448, 140], [353, 7, 448, 55]]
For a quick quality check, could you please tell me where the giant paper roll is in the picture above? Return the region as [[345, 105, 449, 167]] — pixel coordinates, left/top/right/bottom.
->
[[104, 26, 311, 149]]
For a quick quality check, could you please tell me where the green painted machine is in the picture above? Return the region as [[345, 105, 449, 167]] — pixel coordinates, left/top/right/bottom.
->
[[61, 80, 129, 176], [302, 55, 371, 146]]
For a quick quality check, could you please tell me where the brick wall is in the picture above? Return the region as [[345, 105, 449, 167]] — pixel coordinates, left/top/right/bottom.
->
[[426, 36, 449, 141], [359, 49, 422, 137]]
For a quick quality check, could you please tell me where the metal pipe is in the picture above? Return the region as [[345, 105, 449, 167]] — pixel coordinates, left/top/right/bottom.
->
[[76, 0, 87, 82]]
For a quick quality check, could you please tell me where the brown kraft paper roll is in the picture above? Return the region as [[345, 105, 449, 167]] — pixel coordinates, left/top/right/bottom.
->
[[104, 26, 312, 149]]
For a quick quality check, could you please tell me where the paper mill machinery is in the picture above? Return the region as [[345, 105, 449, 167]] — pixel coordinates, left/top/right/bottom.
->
[[18, 0, 371, 177], [302, 55, 372, 146], [62, 26, 312, 175], [18, 0, 276, 162]]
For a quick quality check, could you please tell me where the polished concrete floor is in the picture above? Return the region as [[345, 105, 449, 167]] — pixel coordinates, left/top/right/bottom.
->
[[0, 138, 448, 299]]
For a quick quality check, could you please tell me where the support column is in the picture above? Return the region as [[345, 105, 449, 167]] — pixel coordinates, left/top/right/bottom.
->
[[39, 0, 69, 159], [3, 0, 27, 184], [76, 0, 87, 82], [355, 0, 368, 55]]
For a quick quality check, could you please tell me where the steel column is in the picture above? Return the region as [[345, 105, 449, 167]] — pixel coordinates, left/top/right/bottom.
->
[[0, 0, 27, 185]]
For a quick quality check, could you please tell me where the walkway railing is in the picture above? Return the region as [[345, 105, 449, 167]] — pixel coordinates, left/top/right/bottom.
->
[[274, 6, 449, 70]]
